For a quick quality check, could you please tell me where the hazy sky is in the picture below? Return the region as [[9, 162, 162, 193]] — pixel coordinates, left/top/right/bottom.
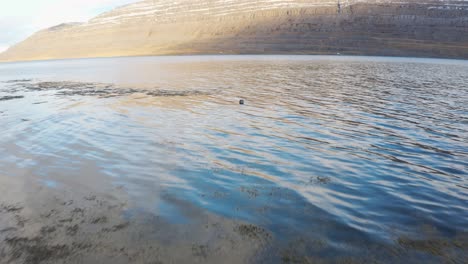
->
[[0, 0, 138, 52]]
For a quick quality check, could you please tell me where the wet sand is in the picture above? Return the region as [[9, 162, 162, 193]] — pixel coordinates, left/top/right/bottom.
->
[[0, 175, 270, 264], [1, 173, 466, 264]]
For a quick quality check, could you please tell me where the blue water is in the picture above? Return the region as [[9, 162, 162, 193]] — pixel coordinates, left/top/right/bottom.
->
[[0, 55, 467, 262]]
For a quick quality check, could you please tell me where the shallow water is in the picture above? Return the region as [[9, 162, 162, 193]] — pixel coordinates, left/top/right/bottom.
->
[[0, 55, 467, 263]]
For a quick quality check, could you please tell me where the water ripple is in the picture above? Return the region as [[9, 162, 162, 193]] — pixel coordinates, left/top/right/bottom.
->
[[0, 55, 467, 262]]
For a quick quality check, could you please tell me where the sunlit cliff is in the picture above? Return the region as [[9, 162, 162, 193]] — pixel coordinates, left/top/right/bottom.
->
[[1, 0, 467, 62]]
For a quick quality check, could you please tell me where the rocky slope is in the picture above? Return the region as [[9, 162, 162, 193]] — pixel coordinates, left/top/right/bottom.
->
[[1, 0, 468, 62]]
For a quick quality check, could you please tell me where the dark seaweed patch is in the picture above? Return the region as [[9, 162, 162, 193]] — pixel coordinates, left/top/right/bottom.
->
[[0, 95, 24, 101], [66, 225, 79, 236], [398, 236, 467, 256], [309, 176, 332, 185], [240, 186, 260, 198], [15, 81, 211, 98], [3, 79, 32, 83], [0, 204, 24, 213], [91, 216, 108, 224], [5, 236, 71, 263], [0, 227, 17, 233], [40, 226, 57, 236], [192, 244, 209, 258], [235, 224, 272, 242], [146, 90, 207, 97], [102, 222, 129, 232]]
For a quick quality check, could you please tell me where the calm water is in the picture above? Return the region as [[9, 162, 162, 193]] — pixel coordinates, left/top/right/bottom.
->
[[0, 55, 467, 263]]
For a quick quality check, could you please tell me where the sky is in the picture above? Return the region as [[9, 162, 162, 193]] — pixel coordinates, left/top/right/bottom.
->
[[0, 0, 138, 52]]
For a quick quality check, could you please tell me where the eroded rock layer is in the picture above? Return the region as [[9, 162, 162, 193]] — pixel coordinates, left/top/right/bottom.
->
[[1, 0, 468, 61]]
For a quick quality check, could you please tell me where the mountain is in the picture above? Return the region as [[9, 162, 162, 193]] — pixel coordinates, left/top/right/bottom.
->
[[1, 0, 467, 62]]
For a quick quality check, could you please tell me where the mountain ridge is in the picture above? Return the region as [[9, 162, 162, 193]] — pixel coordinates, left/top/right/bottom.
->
[[1, 0, 468, 62]]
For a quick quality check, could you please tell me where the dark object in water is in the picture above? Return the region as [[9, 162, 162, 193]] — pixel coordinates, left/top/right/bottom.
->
[[0, 95, 24, 101], [239, 99, 244, 105]]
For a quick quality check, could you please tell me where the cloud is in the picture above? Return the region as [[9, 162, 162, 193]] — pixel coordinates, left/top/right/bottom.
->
[[0, 0, 137, 51], [0, 45, 9, 53]]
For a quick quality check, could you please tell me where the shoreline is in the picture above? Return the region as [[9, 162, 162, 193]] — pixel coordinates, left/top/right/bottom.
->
[[1, 53, 468, 66]]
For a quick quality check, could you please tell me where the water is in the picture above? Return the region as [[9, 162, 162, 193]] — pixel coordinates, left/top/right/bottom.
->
[[0, 55, 467, 263]]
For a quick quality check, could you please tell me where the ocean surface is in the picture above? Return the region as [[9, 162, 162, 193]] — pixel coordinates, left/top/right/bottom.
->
[[0, 55, 467, 263]]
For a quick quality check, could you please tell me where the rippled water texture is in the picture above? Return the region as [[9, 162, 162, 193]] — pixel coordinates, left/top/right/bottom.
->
[[0, 56, 467, 263]]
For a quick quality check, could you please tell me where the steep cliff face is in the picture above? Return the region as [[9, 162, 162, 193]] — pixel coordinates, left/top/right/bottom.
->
[[1, 0, 467, 62]]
